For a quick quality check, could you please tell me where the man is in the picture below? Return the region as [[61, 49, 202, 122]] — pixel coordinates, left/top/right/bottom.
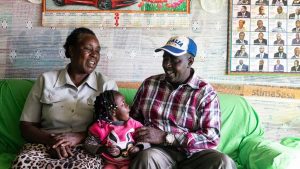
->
[[234, 45, 248, 58], [292, 0, 300, 5], [289, 7, 300, 19], [255, 6, 268, 18], [237, 0, 250, 4], [273, 59, 284, 72], [272, 21, 286, 32], [258, 59, 264, 72], [129, 36, 237, 169], [236, 32, 248, 44], [274, 46, 287, 59], [292, 33, 300, 45], [236, 59, 249, 72], [273, 33, 285, 45], [274, 6, 287, 19], [291, 47, 300, 59], [255, 20, 266, 32], [254, 32, 268, 45], [237, 6, 251, 18], [292, 20, 300, 32], [255, 0, 269, 5], [271, 0, 287, 6], [291, 60, 300, 72], [256, 46, 269, 58]]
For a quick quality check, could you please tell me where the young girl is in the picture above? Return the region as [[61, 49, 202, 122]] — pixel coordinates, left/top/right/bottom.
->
[[84, 90, 149, 169]]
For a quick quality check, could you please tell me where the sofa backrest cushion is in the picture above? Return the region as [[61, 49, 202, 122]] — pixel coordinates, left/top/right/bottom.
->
[[217, 94, 264, 161], [0, 79, 34, 153]]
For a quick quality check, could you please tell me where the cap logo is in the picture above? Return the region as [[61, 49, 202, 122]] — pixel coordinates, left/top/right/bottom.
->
[[154, 36, 197, 57], [167, 39, 183, 47]]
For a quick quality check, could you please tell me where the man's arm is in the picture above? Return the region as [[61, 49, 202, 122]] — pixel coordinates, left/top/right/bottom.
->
[[173, 92, 221, 155]]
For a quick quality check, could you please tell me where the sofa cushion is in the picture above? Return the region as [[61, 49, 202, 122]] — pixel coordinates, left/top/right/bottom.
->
[[0, 153, 16, 169], [0, 81, 287, 169], [0, 79, 34, 154], [217, 94, 264, 162]]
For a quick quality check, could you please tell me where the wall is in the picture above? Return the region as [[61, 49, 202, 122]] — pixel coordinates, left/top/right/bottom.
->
[[0, 0, 299, 141]]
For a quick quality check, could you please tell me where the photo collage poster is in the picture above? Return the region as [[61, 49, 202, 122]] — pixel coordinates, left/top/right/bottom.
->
[[229, 0, 300, 73]]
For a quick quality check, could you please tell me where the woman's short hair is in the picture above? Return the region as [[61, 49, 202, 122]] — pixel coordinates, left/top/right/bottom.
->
[[63, 27, 96, 58]]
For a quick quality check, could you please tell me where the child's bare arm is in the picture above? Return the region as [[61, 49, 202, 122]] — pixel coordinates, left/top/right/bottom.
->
[[128, 142, 151, 156]]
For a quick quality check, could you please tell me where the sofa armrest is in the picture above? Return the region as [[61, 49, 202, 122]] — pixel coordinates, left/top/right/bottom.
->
[[0, 153, 17, 169], [238, 137, 300, 169]]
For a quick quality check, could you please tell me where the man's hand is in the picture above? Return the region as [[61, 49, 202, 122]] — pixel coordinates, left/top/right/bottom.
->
[[134, 127, 166, 145]]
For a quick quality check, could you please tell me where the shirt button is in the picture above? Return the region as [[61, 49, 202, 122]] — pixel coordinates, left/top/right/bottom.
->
[[72, 109, 75, 113]]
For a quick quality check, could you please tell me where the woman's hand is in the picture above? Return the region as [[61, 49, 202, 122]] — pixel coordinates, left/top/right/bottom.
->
[[48, 132, 85, 159], [51, 132, 85, 148], [48, 145, 74, 159], [134, 127, 166, 145]]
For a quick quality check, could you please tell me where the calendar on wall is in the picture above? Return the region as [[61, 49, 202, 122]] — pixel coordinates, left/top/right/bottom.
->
[[228, 0, 300, 74], [42, 0, 190, 28]]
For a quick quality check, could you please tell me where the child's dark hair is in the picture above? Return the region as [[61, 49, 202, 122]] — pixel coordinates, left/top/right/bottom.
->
[[94, 90, 119, 122]]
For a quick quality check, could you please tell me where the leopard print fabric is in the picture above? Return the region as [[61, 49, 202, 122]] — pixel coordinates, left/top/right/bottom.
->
[[11, 143, 102, 169]]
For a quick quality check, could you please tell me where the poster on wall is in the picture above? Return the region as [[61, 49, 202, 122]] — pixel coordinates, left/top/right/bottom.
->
[[228, 0, 300, 74], [42, 0, 190, 27]]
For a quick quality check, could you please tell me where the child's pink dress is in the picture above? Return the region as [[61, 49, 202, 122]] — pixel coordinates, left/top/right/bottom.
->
[[88, 118, 143, 166]]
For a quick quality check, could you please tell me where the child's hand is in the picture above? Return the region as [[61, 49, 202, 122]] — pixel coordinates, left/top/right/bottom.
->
[[128, 146, 140, 157], [107, 145, 120, 157]]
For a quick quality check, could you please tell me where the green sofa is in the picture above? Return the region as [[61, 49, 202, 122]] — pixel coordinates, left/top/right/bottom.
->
[[0, 79, 299, 169]]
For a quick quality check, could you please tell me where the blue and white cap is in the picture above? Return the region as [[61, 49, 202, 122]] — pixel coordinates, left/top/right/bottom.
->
[[155, 36, 197, 57]]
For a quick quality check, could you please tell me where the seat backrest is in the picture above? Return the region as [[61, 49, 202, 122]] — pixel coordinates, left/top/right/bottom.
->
[[0, 79, 34, 153], [0, 81, 264, 159], [217, 94, 264, 161]]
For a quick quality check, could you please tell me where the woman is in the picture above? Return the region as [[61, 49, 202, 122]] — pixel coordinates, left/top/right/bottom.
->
[[236, 19, 246, 32], [12, 27, 118, 168]]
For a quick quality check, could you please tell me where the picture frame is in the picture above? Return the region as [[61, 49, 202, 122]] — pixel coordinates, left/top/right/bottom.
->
[[42, 0, 190, 27], [228, 0, 300, 74]]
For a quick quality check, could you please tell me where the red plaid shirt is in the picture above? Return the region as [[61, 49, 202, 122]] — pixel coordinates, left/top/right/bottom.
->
[[130, 70, 221, 156]]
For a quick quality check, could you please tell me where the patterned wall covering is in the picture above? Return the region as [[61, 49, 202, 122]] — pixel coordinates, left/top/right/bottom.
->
[[0, 0, 299, 141]]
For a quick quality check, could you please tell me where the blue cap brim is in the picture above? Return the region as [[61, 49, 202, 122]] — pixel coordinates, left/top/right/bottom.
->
[[155, 46, 186, 56]]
